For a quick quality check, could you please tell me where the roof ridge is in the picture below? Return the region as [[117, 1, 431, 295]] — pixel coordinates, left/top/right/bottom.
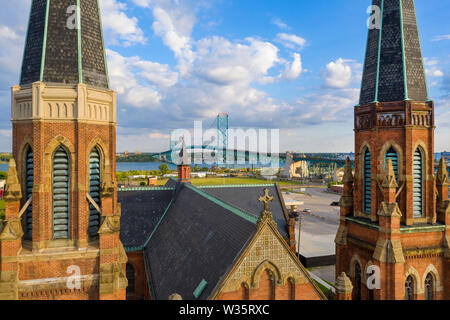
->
[[199, 187, 263, 220], [184, 183, 258, 224], [198, 184, 275, 189], [118, 187, 175, 192]]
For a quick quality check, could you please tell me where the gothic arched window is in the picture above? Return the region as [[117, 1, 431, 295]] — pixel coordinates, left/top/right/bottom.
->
[[126, 263, 135, 296], [269, 270, 276, 300], [363, 148, 372, 214], [385, 147, 399, 182], [241, 282, 249, 300], [24, 146, 33, 240], [288, 278, 295, 300], [52, 146, 70, 239], [355, 262, 362, 300], [88, 147, 101, 237], [413, 148, 424, 217], [405, 276, 415, 300], [424, 273, 434, 300]]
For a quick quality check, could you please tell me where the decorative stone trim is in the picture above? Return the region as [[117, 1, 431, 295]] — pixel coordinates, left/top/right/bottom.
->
[[335, 272, 353, 294]]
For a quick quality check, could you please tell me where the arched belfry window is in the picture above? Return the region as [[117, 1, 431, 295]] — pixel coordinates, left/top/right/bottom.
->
[[24, 146, 33, 240], [405, 276, 415, 300], [88, 147, 101, 237], [288, 278, 295, 300], [385, 147, 399, 182], [413, 148, 424, 217], [355, 262, 362, 300], [52, 146, 70, 239], [126, 263, 135, 296], [425, 273, 434, 300], [363, 148, 372, 214]]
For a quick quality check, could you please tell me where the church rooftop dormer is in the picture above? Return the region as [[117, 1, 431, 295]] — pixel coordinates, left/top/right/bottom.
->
[[359, 0, 428, 105], [20, 0, 109, 89]]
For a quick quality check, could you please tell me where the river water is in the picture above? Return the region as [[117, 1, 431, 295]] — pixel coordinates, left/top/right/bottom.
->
[[0, 153, 444, 172]]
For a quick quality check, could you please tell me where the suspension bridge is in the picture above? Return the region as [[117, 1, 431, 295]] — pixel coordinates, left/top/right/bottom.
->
[[149, 114, 354, 176]]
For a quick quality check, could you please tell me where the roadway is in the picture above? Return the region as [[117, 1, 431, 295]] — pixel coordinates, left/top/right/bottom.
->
[[282, 187, 340, 260]]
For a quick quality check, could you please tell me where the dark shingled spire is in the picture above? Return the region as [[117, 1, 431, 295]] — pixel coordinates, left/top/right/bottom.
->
[[359, 0, 428, 106], [20, 0, 109, 88]]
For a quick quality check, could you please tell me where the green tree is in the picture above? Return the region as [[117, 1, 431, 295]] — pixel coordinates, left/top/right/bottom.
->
[[159, 163, 169, 176], [0, 172, 7, 180]]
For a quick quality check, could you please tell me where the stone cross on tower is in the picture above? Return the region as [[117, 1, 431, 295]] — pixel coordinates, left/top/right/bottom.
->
[[259, 188, 274, 213]]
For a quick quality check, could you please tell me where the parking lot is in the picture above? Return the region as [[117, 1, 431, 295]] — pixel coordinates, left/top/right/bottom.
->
[[283, 187, 340, 261]]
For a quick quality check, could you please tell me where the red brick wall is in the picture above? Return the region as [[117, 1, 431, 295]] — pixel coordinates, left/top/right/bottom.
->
[[12, 120, 117, 245], [126, 251, 149, 300], [9, 118, 122, 300], [337, 101, 448, 300], [217, 269, 322, 300]]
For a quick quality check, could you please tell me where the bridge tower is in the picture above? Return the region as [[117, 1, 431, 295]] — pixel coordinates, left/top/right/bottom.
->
[[217, 113, 229, 164]]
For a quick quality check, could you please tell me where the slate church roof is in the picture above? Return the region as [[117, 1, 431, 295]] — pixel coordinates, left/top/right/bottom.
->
[[359, 0, 428, 105], [21, 0, 109, 88], [118, 181, 291, 300]]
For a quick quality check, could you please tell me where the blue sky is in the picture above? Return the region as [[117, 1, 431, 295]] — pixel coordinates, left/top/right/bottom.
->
[[0, 0, 449, 152]]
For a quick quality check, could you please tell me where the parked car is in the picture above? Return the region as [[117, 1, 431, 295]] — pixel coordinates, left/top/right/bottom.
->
[[289, 211, 300, 221], [303, 208, 311, 213], [330, 201, 339, 207]]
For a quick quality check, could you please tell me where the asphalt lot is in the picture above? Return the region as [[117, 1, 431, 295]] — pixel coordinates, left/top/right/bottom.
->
[[283, 187, 340, 259]]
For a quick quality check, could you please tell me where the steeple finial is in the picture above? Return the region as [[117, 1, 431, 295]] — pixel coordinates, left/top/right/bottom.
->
[[4, 158, 22, 201], [179, 137, 190, 166], [342, 157, 353, 184], [437, 157, 448, 186], [382, 158, 398, 189]]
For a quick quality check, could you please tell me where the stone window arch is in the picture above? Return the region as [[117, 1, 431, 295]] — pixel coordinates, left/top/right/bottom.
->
[[288, 277, 295, 300], [424, 273, 434, 300], [405, 275, 415, 300], [241, 282, 249, 300]]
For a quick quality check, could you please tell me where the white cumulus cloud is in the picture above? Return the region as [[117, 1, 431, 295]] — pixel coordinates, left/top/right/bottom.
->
[[276, 33, 306, 49], [324, 58, 353, 89]]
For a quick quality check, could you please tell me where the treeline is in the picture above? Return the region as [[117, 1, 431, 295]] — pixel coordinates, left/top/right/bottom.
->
[[116, 154, 158, 163], [0, 154, 11, 162]]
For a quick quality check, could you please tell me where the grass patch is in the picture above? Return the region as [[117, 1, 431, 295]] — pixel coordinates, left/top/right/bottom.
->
[[314, 280, 335, 300], [0, 200, 5, 220], [157, 178, 168, 186]]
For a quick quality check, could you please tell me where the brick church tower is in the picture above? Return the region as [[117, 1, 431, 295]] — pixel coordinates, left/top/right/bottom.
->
[[0, 0, 127, 299], [335, 0, 450, 300]]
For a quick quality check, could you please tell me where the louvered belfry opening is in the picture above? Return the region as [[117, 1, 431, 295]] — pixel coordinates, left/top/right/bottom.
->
[[52, 146, 70, 239], [363, 148, 372, 214], [413, 148, 423, 217], [24, 146, 34, 240], [89, 147, 101, 237]]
